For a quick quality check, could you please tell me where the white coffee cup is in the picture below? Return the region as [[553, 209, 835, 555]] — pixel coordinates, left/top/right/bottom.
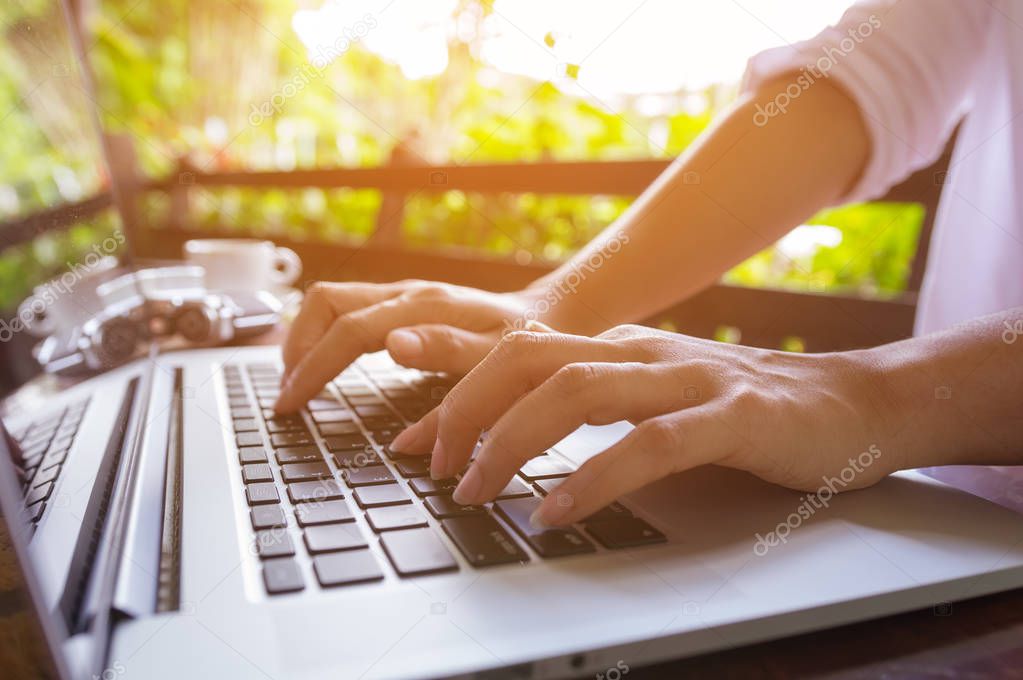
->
[[183, 239, 301, 291], [16, 255, 119, 337]]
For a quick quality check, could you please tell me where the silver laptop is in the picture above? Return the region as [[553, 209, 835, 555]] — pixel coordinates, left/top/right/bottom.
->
[[4, 3, 1023, 679]]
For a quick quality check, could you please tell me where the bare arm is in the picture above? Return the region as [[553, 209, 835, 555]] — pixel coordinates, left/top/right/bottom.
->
[[276, 73, 871, 410], [533, 74, 870, 334]]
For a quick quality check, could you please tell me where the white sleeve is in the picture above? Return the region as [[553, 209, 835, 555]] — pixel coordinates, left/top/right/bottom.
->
[[742, 0, 991, 203]]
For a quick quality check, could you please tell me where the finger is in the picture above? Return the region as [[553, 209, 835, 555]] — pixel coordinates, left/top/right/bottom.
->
[[389, 406, 440, 456], [281, 281, 407, 379], [432, 331, 638, 480], [276, 290, 503, 413], [386, 325, 498, 375], [533, 407, 733, 526], [452, 362, 696, 505]]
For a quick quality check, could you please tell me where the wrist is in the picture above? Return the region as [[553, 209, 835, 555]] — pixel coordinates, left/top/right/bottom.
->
[[845, 343, 968, 472], [514, 282, 605, 335]]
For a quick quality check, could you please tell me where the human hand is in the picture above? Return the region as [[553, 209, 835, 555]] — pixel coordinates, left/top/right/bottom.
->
[[275, 280, 543, 413], [389, 324, 906, 526]]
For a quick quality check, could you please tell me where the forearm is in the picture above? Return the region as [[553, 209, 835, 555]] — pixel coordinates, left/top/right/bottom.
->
[[860, 308, 1023, 470], [532, 74, 870, 334]]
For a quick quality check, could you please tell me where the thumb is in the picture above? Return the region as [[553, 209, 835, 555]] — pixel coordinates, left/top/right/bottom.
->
[[385, 324, 496, 375]]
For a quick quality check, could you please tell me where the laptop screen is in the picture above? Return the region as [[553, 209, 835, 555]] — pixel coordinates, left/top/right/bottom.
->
[[0, 0, 132, 390]]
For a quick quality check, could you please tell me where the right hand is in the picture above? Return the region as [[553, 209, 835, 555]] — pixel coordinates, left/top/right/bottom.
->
[[274, 280, 542, 413]]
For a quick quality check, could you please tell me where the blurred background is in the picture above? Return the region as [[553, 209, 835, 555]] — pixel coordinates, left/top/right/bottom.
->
[[0, 0, 926, 319]]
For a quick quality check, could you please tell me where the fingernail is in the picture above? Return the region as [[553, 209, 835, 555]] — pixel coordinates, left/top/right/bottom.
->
[[430, 439, 447, 480], [453, 464, 482, 505], [533, 497, 571, 528], [529, 507, 552, 530], [390, 423, 418, 452], [387, 330, 423, 360]]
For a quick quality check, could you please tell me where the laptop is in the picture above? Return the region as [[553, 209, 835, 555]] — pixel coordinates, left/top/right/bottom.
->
[[4, 2, 1023, 679]]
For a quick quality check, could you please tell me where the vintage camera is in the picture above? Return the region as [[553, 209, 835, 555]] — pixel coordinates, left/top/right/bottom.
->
[[32, 269, 281, 375]]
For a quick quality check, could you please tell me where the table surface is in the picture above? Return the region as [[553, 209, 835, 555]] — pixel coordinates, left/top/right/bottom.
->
[[3, 327, 1023, 679]]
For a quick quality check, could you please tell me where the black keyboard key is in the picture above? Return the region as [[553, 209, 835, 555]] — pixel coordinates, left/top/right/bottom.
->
[[353, 484, 411, 509], [324, 434, 372, 452], [423, 495, 485, 519], [394, 457, 431, 478], [238, 446, 269, 464], [24, 501, 45, 523], [317, 421, 362, 436], [242, 463, 274, 483], [246, 483, 280, 506], [345, 393, 382, 405], [366, 505, 429, 532], [333, 450, 382, 469], [251, 505, 287, 530], [307, 398, 343, 411], [410, 477, 458, 497], [496, 478, 534, 499], [519, 457, 573, 480], [494, 497, 595, 558], [354, 404, 394, 419], [584, 517, 666, 549], [263, 558, 304, 594], [295, 500, 354, 526], [339, 384, 375, 397], [582, 502, 633, 523], [271, 431, 313, 448], [303, 524, 367, 553], [280, 462, 333, 483], [233, 418, 259, 432], [533, 478, 570, 496], [380, 528, 458, 577], [25, 481, 54, 507], [255, 530, 295, 558], [276, 446, 323, 464], [370, 428, 401, 445], [236, 432, 263, 448], [265, 416, 306, 433], [442, 515, 528, 567], [361, 416, 403, 432], [311, 409, 356, 423], [32, 465, 61, 487], [288, 480, 344, 503], [314, 550, 384, 587], [342, 466, 395, 487]]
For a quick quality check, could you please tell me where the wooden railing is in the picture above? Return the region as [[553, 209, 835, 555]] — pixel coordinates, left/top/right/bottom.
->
[[1, 138, 954, 366]]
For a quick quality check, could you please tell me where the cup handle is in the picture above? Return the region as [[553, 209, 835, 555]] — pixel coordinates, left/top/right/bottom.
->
[[270, 247, 302, 287], [17, 295, 56, 336]]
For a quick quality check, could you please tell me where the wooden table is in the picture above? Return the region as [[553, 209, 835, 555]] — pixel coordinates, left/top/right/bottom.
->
[[3, 329, 1023, 679]]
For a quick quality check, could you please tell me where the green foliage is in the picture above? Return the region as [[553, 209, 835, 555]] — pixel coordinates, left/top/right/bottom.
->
[[0, 0, 924, 314]]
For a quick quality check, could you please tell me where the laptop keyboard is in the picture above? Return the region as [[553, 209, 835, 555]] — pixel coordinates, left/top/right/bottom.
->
[[223, 361, 666, 596], [8, 398, 90, 525]]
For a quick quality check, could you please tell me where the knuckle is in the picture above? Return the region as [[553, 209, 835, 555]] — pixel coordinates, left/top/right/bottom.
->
[[726, 383, 761, 411], [548, 362, 600, 398], [496, 330, 546, 357], [635, 417, 682, 452], [406, 283, 449, 302], [598, 323, 645, 340]]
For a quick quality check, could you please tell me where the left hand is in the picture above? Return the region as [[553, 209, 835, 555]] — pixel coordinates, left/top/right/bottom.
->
[[389, 324, 907, 526]]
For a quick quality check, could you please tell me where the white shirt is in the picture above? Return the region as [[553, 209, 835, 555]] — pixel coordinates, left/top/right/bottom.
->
[[743, 0, 1023, 335]]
